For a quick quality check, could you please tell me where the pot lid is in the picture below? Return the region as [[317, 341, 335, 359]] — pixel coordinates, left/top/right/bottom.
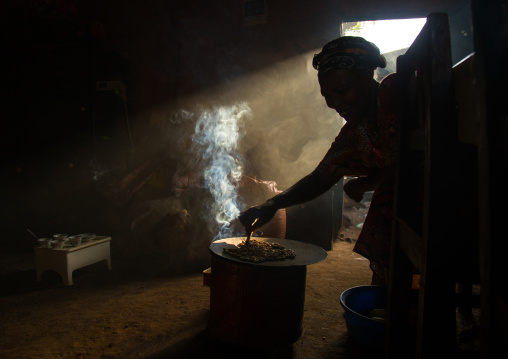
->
[[210, 237, 328, 267]]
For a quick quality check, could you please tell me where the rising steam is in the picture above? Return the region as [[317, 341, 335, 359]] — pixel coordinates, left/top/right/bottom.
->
[[191, 102, 252, 240]]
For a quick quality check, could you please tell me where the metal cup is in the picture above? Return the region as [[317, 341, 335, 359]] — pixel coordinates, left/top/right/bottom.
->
[[68, 235, 82, 247], [37, 238, 52, 248]]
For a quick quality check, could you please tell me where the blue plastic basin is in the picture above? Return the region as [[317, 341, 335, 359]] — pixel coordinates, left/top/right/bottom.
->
[[340, 285, 387, 348]]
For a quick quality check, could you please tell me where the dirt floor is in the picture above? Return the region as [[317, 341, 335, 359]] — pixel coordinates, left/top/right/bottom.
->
[[0, 203, 480, 359]]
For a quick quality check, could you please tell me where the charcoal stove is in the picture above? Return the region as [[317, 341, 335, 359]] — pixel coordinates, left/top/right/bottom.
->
[[207, 237, 327, 349]]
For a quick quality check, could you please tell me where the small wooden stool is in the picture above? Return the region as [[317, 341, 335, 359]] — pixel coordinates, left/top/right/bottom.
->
[[35, 236, 112, 285]]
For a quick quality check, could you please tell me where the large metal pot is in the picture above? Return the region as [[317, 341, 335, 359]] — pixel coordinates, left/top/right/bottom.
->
[[207, 237, 327, 349]]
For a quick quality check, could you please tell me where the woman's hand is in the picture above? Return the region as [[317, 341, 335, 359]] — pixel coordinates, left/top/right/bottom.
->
[[343, 177, 369, 202], [343, 165, 395, 202], [238, 201, 278, 233]]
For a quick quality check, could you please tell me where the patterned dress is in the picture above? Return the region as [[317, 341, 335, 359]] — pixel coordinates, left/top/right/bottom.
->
[[315, 73, 398, 277]]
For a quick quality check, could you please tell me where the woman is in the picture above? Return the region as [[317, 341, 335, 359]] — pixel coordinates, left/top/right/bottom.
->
[[239, 36, 398, 285]]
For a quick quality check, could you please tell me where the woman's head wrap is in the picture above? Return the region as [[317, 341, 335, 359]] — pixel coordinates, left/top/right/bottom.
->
[[313, 36, 387, 74]]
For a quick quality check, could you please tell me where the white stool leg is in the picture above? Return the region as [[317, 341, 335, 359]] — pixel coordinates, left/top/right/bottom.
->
[[63, 264, 73, 285]]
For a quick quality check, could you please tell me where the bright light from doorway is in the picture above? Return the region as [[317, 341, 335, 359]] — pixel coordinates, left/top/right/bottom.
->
[[342, 18, 427, 54]]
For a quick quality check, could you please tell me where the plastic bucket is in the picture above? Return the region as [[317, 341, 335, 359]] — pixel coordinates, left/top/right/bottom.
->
[[340, 285, 387, 348]]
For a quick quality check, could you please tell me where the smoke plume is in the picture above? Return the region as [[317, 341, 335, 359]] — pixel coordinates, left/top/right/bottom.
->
[[191, 103, 252, 240]]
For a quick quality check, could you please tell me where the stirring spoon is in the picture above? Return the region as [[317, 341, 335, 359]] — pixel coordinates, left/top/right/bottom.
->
[[245, 218, 258, 245]]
